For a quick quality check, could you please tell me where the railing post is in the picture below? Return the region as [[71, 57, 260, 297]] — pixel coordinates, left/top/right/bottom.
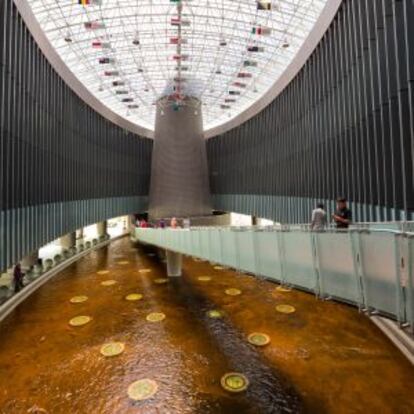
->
[[350, 229, 365, 312]]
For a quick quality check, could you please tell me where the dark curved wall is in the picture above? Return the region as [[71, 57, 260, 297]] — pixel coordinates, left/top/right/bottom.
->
[[0, 0, 152, 270], [207, 0, 414, 223]]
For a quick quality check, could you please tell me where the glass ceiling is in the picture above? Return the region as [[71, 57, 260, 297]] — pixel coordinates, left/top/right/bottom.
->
[[28, 0, 327, 132]]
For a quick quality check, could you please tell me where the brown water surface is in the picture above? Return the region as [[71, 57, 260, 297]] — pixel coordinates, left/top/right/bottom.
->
[[0, 237, 413, 413]]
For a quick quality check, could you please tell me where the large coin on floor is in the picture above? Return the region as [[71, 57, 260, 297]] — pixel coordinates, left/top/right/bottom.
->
[[225, 288, 242, 296], [101, 280, 117, 286], [125, 293, 143, 301], [276, 304, 296, 314], [70, 295, 88, 304], [100, 342, 125, 357], [146, 312, 166, 322], [139, 269, 152, 274], [198, 276, 212, 282], [117, 260, 129, 265], [207, 309, 224, 319], [247, 332, 271, 347], [154, 278, 169, 284], [276, 285, 292, 293], [97, 270, 109, 275], [128, 379, 158, 401], [69, 315, 92, 327], [221, 373, 249, 393], [214, 266, 225, 270]]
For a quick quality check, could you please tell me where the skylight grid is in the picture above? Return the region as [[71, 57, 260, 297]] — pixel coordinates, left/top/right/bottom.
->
[[28, 0, 327, 131]]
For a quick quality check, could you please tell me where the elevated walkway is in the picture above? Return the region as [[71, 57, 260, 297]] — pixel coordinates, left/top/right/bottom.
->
[[135, 226, 414, 360]]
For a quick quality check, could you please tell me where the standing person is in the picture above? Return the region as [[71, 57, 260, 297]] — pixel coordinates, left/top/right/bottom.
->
[[158, 219, 166, 229], [332, 197, 352, 229], [13, 263, 24, 293], [170, 217, 179, 229], [311, 203, 327, 230]]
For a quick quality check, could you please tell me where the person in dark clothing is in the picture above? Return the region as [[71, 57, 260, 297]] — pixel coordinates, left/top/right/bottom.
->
[[332, 197, 352, 229], [13, 263, 24, 293]]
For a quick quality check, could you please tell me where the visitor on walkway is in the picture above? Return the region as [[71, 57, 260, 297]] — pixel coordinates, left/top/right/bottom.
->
[[311, 203, 327, 230], [170, 217, 179, 229], [139, 219, 149, 228], [332, 197, 352, 229], [13, 263, 24, 293], [158, 219, 166, 229]]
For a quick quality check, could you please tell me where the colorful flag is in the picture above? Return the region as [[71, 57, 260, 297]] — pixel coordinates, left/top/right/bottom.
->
[[115, 90, 128, 95], [170, 37, 187, 45], [237, 72, 253, 78], [104, 70, 119, 76], [247, 46, 264, 52], [221, 104, 231, 109], [92, 41, 111, 49], [233, 82, 247, 88], [257, 1, 271, 10], [176, 66, 189, 71], [252, 26, 271, 35], [78, 0, 102, 6], [128, 104, 139, 109], [84, 21, 105, 30], [225, 98, 236, 103], [122, 98, 133, 102], [174, 77, 186, 82], [229, 91, 240, 95], [98, 57, 114, 64], [171, 17, 190, 26], [173, 54, 189, 61], [112, 81, 125, 86], [243, 60, 258, 67]]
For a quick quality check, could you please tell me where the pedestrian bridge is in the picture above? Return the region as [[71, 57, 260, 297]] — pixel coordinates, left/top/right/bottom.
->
[[134, 226, 414, 332]]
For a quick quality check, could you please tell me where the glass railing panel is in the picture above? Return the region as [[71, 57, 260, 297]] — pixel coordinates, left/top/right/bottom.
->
[[208, 229, 222, 263], [359, 232, 400, 317], [316, 232, 360, 303], [235, 231, 257, 274], [219, 230, 238, 268], [255, 231, 282, 281], [282, 231, 317, 291]]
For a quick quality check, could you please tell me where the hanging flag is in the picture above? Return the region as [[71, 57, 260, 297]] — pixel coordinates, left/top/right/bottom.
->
[[243, 60, 258, 67], [173, 54, 189, 61], [98, 57, 114, 64], [170, 37, 187, 45], [115, 90, 128, 95], [84, 21, 105, 30], [171, 17, 190, 26], [233, 82, 247, 88], [219, 39, 227, 46], [247, 46, 264, 52], [221, 104, 231, 109], [174, 77, 186, 82], [122, 98, 133, 102], [257, 1, 271, 10], [78, 0, 102, 5], [238, 72, 253, 78], [229, 91, 241, 95], [175, 66, 189, 71], [252, 26, 271, 35], [128, 104, 139, 109], [92, 41, 111, 49], [112, 81, 125, 86], [104, 70, 119, 76], [170, 0, 181, 2], [225, 98, 236, 103]]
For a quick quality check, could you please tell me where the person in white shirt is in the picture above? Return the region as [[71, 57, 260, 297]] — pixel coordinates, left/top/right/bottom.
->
[[311, 203, 327, 230]]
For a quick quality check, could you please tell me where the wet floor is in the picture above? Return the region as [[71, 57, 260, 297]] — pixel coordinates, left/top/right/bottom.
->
[[0, 236, 414, 413]]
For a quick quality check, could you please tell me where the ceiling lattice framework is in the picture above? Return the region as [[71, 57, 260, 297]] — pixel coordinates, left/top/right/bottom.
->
[[28, 0, 327, 131]]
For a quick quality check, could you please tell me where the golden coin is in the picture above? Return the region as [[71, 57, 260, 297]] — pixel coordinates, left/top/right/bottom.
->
[[247, 333, 271, 347], [127, 379, 158, 401], [101, 280, 117, 286], [214, 266, 225, 270], [207, 310, 224, 318], [97, 270, 109, 275], [117, 260, 129, 265], [276, 304, 296, 314], [276, 285, 292, 293], [125, 293, 143, 301], [69, 316, 92, 327], [139, 269, 152, 273], [197, 276, 212, 282], [154, 278, 169, 285], [100, 342, 125, 357], [146, 312, 166, 322], [70, 295, 88, 304], [225, 288, 242, 296], [220, 373, 249, 393]]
